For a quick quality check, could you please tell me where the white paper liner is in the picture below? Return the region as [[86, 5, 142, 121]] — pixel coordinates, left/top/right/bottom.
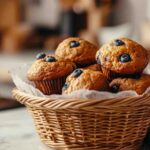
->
[[10, 63, 150, 100]]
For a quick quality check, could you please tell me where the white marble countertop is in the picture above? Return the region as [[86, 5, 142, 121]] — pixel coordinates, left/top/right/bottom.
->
[[0, 108, 52, 150]]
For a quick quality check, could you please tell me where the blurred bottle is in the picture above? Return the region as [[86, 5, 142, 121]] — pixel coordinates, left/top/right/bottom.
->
[[59, 0, 87, 37]]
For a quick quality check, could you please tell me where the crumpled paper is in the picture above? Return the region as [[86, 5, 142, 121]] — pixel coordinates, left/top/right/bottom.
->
[[10, 63, 150, 100]]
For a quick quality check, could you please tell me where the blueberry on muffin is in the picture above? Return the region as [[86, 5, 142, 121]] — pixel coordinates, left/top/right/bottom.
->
[[27, 54, 76, 95], [96, 38, 149, 79], [62, 69, 109, 94], [109, 74, 150, 94], [55, 37, 98, 67]]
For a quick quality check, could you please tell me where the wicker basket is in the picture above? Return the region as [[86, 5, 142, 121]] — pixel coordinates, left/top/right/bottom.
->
[[12, 89, 150, 150]]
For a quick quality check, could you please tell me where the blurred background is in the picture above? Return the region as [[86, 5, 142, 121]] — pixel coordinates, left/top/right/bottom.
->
[[0, 0, 150, 110]]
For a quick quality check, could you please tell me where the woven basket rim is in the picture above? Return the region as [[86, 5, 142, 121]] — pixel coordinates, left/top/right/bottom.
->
[[12, 89, 150, 110]]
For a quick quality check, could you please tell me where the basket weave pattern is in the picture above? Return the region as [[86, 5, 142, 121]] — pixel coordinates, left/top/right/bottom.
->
[[13, 89, 150, 150]]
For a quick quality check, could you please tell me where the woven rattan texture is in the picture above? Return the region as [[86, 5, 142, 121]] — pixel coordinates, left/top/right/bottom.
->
[[13, 89, 150, 150]]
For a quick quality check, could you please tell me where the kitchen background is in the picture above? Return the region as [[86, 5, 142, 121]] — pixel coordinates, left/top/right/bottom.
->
[[0, 0, 150, 110]]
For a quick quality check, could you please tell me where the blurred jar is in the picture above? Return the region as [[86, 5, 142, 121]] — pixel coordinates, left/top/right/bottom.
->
[[59, 0, 87, 37]]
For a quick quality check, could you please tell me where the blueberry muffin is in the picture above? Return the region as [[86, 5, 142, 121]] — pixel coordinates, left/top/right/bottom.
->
[[84, 64, 102, 72], [62, 69, 109, 95], [109, 74, 150, 94], [28, 53, 76, 95], [55, 37, 98, 67], [96, 38, 149, 79]]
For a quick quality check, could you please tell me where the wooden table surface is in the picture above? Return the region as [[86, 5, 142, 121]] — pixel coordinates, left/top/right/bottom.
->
[[0, 108, 52, 150]]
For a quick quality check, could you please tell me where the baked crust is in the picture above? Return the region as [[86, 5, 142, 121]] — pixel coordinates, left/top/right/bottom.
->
[[110, 74, 150, 94], [63, 69, 109, 94], [28, 59, 75, 81], [96, 38, 149, 74], [55, 37, 98, 66]]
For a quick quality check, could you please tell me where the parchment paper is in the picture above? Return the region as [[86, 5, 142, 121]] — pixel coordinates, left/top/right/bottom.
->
[[10, 63, 150, 100]]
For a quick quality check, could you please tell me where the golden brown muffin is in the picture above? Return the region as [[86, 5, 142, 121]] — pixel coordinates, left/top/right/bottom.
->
[[84, 64, 102, 72], [96, 38, 149, 79], [109, 74, 150, 94], [28, 57, 75, 81], [55, 37, 98, 67], [62, 69, 109, 94], [28, 54, 75, 94]]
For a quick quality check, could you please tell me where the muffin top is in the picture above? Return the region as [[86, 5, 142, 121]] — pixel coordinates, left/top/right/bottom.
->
[[84, 64, 102, 72], [96, 38, 149, 75], [28, 54, 75, 81], [62, 69, 109, 94], [55, 37, 98, 66], [109, 74, 150, 94]]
